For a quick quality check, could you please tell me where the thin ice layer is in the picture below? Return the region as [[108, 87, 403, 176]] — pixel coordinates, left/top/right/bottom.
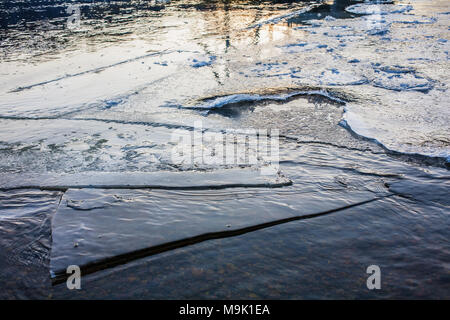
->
[[0, 168, 291, 190], [50, 186, 381, 280]]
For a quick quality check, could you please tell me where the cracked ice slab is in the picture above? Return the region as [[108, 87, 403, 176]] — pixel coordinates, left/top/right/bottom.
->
[[49, 184, 382, 282], [0, 168, 291, 191]]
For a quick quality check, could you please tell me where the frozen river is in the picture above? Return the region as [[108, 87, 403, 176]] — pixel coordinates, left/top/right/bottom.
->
[[0, 0, 448, 299]]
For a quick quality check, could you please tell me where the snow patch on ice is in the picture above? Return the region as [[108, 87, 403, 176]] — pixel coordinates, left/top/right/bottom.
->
[[345, 4, 413, 16], [191, 55, 216, 68]]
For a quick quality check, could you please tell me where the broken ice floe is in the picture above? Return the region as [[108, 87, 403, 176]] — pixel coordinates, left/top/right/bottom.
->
[[0, 168, 291, 191], [180, 89, 347, 112], [49, 186, 381, 282]]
